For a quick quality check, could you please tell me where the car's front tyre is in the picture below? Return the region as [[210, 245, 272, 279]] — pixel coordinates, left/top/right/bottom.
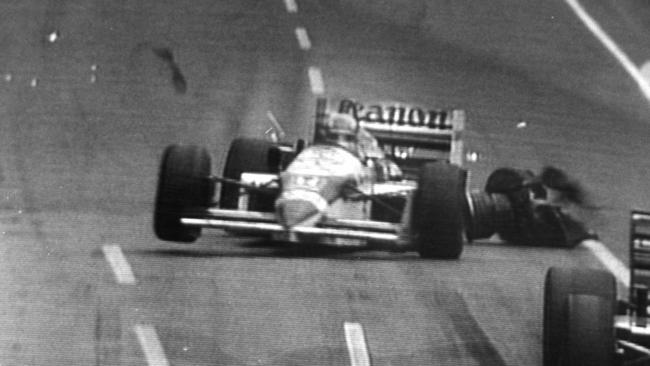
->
[[220, 138, 276, 212], [153, 145, 213, 242]]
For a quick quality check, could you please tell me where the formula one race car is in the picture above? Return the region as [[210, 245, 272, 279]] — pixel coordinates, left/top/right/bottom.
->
[[542, 210, 650, 366], [153, 98, 591, 259]]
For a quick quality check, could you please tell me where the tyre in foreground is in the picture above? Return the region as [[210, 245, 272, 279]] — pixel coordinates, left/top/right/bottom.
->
[[543, 266, 615, 366]]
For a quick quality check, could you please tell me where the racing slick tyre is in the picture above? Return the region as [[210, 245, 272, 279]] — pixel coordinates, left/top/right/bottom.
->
[[154, 145, 213, 242], [564, 294, 615, 366], [220, 138, 276, 212], [411, 162, 465, 259], [485, 168, 535, 244], [543, 267, 616, 366], [464, 190, 514, 241]]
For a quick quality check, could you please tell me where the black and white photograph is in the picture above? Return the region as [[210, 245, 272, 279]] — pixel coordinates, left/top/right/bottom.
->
[[0, 1, 649, 365]]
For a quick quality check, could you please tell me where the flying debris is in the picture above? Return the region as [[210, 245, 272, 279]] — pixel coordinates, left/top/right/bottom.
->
[[47, 31, 59, 43], [152, 47, 187, 94]]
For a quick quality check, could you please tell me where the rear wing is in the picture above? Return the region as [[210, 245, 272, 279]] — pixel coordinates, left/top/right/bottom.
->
[[315, 97, 465, 176], [630, 209, 650, 305]]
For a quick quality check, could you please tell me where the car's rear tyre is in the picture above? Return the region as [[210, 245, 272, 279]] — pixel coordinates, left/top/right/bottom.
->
[[411, 162, 465, 259], [543, 267, 616, 366], [220, 138, 276, 211], [464, 190, 514, 241], [154, 145, 213, 242], [485, 168, 534, 244]]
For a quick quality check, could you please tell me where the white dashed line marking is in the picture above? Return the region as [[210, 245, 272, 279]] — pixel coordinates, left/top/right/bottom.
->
[[284, 0, 298, 13], [308, 66, 324, 95], [134, 325, 169, 366], [582, 239, 630, 288], [344, 322, 371, 366], [102, 245, 136, 285], [295, 27, 311, 50], [565, 0, 650, 102]]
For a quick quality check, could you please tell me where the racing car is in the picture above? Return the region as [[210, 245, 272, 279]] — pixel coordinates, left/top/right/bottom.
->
[[153, 97, 592, 258], [542, 210, 650, 366]]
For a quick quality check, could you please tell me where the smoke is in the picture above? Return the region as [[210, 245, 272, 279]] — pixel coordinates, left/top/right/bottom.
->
[[538, 165, 598, 210]]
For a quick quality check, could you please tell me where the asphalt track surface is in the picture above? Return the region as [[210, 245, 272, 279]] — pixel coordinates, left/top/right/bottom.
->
[[0, 1, 649, 365]]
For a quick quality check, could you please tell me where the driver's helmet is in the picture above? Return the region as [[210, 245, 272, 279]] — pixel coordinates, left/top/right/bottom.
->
[[315, 112, 359, 152]]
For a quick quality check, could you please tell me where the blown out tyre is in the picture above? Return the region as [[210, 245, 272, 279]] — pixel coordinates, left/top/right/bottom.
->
[[411, 162, 465, 259], [154, 145, 213, 242], [543, 267, 616, 366], [220, 138, 275, 211]]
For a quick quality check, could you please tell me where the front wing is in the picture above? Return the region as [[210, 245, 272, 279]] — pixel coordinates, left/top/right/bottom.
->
[[180, 208, 408, 248]]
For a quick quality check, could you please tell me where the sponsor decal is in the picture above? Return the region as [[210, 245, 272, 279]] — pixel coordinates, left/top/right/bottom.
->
[[338, 98, 452, 130]]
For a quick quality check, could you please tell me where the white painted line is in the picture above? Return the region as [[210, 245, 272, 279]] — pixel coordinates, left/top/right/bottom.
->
[[284, 0, 298, 13], [565, 0, 650, 102], [295, 27, 312, 50], [642, 62, 650, 85], [102, 245, 136, 285], [308, 66, 324, 95], [134, 325, 169, 366], [344, 322, 371, 366], [582, 239, 629, 288]]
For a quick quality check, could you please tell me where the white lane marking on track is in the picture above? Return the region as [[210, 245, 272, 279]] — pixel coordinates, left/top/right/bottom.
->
[[344, 322, 371, 366], [284, 0, 298, 13], [308, 66, 324, 95], [102, 245, 136, 285], [565, 0, 650, 102], [582, 239, 630, 288], [642, 62, 650, 85], [134, 324, 170, 366], [295, 27, 312, 50]]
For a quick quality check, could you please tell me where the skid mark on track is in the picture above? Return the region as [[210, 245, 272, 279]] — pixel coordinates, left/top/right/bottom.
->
[[425, 289, 507, 366], [95, 300, 122, 366]]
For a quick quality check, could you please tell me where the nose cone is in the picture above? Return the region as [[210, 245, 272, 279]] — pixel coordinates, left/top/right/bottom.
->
[[276, 199, 321, 228]]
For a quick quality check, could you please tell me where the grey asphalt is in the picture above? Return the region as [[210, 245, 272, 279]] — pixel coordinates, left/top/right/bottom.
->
[[0, 0, 648, 365]]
